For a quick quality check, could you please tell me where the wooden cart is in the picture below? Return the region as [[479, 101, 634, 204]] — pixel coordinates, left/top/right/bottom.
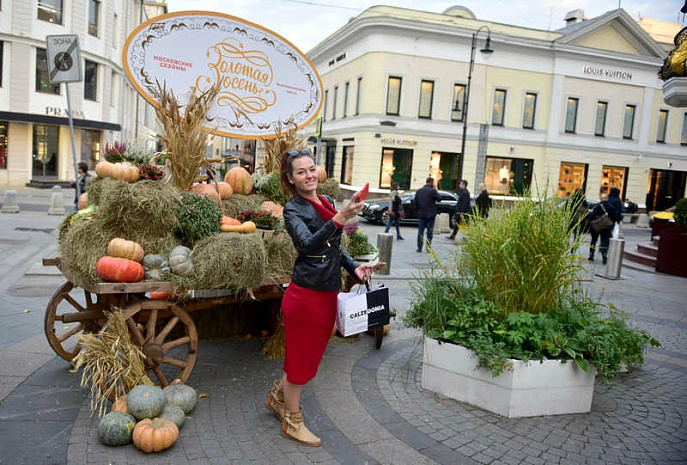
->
[[42, 257, 289, 387]]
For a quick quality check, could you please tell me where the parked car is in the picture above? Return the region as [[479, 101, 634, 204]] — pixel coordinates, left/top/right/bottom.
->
[[359, 190, 459, 225]]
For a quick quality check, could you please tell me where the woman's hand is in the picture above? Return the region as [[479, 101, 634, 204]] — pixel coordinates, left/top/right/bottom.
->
[[353, 263, 374, 282], [333, 191, 365, 224]]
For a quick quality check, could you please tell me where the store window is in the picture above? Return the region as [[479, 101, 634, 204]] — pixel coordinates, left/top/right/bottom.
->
[[682, 113, 687, 146], [557, 162, 588, 199], [623, 105, 636, 139], [0, 41, 4, 87], [323, 90, 328, 121], [418, 80, 434, 119], [386, 76, 402, 116], [332, 86, 338, 120], [600, 166, 627, 197], [0, 121, 8, 169], [432, 151, 459, 192], [36, 49, 60, 95], [595, 101, 608, 136], [38, 0, 62, 24], [84, 60, 98, 101], [492, 89, 506, 126], [565, 97, 578, 133], [88, 0, 100, 36], [379, 148, 413, 189], [81, 129, 101, 166], [656, 110, 668, 143], [32, 125, 59, 177], [522, 92, 536, 129], [343, 81, 349, 118], [451, 84, 466, 122], [484, 156, 533, 195], [340, 145, 354, 185], [355, 76, 362, 116]]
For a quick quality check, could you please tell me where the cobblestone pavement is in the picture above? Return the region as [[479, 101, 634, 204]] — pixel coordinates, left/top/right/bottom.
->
[[0, 188, 686, 464]]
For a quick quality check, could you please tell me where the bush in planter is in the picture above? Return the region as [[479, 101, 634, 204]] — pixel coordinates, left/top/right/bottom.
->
[[405, 191, 659, 380], [674, 198, 687, 225], [343, 222, 377, 257]]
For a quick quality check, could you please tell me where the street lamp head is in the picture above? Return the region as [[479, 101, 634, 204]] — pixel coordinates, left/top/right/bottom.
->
[[480, 36, 494, 55]]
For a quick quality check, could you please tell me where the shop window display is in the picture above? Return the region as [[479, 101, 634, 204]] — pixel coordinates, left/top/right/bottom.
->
[[558, 162, 587, 198], [485, 156, 533, 195], [600, 166, 627, 196]]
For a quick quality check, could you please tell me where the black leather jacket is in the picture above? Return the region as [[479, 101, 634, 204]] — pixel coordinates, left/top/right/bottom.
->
[[284, 195, 360, 291]]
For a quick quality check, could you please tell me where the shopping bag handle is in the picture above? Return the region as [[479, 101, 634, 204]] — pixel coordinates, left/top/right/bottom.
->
[[364, 278, 371, 292]]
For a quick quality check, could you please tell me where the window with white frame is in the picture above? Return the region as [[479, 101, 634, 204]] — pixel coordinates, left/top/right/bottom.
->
[[332, 86, 338, 120], [36, 49, 60, 94], [451, 84, 466, 122], [656, 110, 668, 143], [323, 90, 328, 121], [386, 77, 402, 116], [595, 101, 608, 136], [84, 60, 97, 101], [355, 77, 362, 116], [565, 97, 579, 133], [522, 92, 537, 129], [343, 81, 349, 118], [38, 0, 62, 24], [418, 80, 434, 119], [492, 89, 506, 126], [88, 0, 100, 36], [681, 113, 687, 146], [623, 105, 636, 140]]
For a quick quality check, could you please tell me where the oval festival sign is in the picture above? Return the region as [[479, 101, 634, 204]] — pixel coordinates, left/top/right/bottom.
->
[[123, 11, 323, 139]]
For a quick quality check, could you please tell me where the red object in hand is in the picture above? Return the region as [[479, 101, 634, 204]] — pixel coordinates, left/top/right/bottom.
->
[[358, 182, 370, 202]]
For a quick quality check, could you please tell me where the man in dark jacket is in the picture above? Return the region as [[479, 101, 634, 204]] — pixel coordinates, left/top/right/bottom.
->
[[608, 187, 624, 230], [448, 180, 471, 240], [414, 177, 440, 252], [588, 193, 616, 264]]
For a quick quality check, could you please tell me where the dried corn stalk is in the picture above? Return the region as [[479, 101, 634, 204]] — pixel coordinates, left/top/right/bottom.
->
[[261, 117, 305, 174]]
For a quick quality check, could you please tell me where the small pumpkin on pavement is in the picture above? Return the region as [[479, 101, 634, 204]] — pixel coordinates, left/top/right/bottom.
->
[[163, 383, 198, 414], [127, 385, 165, 420], [159, 404, 186, 428], [132, 417, 179, 453], [98, 411, 136, 446]]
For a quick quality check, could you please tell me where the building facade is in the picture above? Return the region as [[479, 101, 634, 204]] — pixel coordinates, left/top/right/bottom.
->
[[307, 6, 687, 211], [0, 0, 166, 188]]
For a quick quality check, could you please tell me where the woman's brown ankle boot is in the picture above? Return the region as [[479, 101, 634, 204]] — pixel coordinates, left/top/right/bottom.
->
[[281, 408, 322, 447], [265, 380, 285, 422]]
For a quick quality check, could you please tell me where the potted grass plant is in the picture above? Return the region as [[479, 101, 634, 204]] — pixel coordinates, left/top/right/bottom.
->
[[405, 191, 659, 418]]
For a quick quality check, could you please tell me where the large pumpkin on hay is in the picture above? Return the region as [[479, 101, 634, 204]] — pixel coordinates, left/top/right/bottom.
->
[[224, 166, 253, 195], [95, 256, 144, 283], [107, 238, 144, 262], [78, 192, 88, 210], [190, 183, 220, 203], [315, 165, 326, 183], [216, 181, 233, 199]]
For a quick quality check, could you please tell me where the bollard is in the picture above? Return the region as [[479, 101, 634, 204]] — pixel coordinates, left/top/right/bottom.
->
[[436, 212, 451, 234], [1, 190, 20, 213], [604, 238, 625, 280], [48, 185, 66, 215], [376, 233, 393, 275]]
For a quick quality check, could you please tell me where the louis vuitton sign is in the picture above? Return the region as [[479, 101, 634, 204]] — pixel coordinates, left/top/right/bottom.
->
[[583, 66, 632, 81]]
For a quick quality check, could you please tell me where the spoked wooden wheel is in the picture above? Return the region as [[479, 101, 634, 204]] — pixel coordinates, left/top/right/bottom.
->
[[122, 299, 198, 387], [44, 281, 107, 361]]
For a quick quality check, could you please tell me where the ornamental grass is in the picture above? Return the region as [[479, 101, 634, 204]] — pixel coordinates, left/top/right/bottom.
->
[[260, 117, 303, 175], [72, 310, 153, 417]]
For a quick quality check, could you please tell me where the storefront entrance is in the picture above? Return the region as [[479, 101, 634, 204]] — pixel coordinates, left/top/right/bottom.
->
[[32, 124, 59, 178], [646, 169, 687, 211], [380, 147, 413, 190], [432, 151, 458, 192]]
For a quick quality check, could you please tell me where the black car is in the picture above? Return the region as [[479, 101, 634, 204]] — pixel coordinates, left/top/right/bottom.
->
[[360, 190, 459, 225]]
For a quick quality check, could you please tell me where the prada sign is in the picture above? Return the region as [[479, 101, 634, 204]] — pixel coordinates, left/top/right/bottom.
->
[[45, 106, 85, 119]]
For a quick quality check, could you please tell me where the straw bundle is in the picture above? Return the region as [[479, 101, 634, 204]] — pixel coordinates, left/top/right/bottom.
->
[[221, 194, 268, 218], [265, 230, 296, 277], [59, 216, 110, 289], [72, 310, 153, 417], [260, 118, 304, 174], [152, 81, 220, 191]]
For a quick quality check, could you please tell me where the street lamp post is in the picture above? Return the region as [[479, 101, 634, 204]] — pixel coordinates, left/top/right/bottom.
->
[[456, 25, 493, 185]]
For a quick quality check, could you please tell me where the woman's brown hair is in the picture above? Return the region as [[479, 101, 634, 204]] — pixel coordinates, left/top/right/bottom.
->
[[279, 148, 314, 200]]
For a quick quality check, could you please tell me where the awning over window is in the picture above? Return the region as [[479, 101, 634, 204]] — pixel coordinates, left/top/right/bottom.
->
[[0, 111, 121, 132]]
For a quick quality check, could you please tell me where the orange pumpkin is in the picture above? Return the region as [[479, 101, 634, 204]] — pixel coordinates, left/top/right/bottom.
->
[[224, 166, 253, 195], [190, 183, 220, 203], [112, 395, 128, 414], [149, 291, 173, 300], [95, 256, 145, 283], [315, 165, 327, 183], [78, 192, 88, 210], [95, 161, 114, 178], [260, 201, 284, 219], [221, 215, 242, 226], [132, 417, 179, 453], [107, 238, 144, 262], [216, 181, 233, 199]]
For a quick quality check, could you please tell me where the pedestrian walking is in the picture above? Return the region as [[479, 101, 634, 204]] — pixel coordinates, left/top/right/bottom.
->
[[608, 187, 624, 236], [265, 148, 374, 447], [475, 183, 492, 218], [588, 193, 616, 264], [414, 177, 440, 252], [448, 180, 471, 240], [384, 182, 404, 240], [70, 161, 90, 210]]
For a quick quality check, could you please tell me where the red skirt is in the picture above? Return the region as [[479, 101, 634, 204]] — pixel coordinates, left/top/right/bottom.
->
[[282, 282, 338, 385]]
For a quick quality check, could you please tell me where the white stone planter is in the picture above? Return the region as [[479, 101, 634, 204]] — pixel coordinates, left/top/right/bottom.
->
[[662, 77, 687, 107], [421, 336, 597, 418]]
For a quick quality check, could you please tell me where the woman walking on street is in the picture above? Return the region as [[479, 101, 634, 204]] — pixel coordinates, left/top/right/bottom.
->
[[265, 148, 374, 447], [588, 193, 616, 264], [475, 183, 492, 218], [384, 182, 404, 240]]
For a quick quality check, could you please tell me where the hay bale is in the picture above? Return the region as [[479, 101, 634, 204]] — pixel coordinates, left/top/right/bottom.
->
[[190, 233, 266, 291], [59, 217, 110, 289], [221, 194, 267, 218], [86, 178, 105, 206], [265, 230, 295, 278]]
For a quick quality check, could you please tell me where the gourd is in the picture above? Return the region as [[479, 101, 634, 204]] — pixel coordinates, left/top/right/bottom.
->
[[224, 166, 253, 195], [132, 417, 179, 453], [163, 383, 198, 414], [97, 411, 136, 446], [216, 181, 233, 199], [159, 404, 185, 428], [112, 394, 128, 414], [190, 183, 220, 203], [168, 246, 193, 277], [78, 192, 88, 210], [315, 165, 327, 183], [95, 160, 115, 178], [219, 220, 257, 233], [149, 291, 172, 300], [221, 215, 242, 226], [142, 254, 170, 281], [96, 161, 139, 183], [260, 201, 284, 219], [107, 238, 144, 262], [127, 385, 165, 420], [95, 256, 145, 283]]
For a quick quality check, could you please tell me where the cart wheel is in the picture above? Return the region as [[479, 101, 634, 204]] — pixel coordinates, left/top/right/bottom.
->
[[122, 299, 198, 387], [374, 327, 384, 349], [44, 281, 106, 361]]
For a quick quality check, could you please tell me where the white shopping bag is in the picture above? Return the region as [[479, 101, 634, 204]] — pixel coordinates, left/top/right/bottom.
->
[[336, 284, 390, 337], [612, 222, 620, 240]]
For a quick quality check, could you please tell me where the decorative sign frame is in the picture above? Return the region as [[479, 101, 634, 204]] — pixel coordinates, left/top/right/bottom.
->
[[123, 11, 323, 139]]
